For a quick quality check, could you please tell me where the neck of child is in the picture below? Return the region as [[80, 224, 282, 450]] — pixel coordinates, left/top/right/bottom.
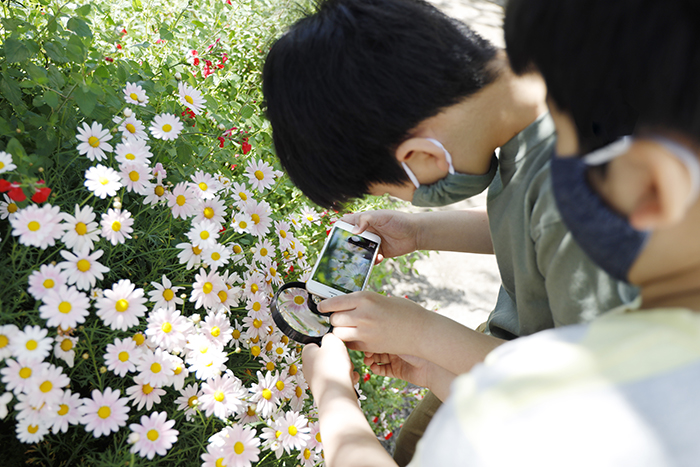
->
[[428, 54, 549, 174]]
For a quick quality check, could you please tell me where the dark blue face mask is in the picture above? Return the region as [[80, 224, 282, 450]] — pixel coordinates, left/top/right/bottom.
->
[[550, 136, 700, 283]]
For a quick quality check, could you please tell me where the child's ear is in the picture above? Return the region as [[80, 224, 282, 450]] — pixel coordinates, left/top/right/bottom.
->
[[394, 137, 450, 173], [628, 141, 695, 230]]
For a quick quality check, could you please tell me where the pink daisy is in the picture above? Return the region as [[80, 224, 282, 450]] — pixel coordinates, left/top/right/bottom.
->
[[79, 387, 130, 437], [129, 411, 179, 460]]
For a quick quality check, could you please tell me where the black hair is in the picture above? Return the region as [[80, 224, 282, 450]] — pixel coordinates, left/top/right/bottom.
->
[[263, 0, 498, 208], [505, 0, 700, 152]]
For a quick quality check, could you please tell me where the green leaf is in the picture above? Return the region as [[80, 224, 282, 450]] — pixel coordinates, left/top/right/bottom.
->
[[132, 0, 142, 9], [47, 65, 66, 89], [44, 41, 68, 63], [24, 62, 48, 85], [73, 87, 96, 117], [67, 17, 93, 39], [75, 4, 92, 16], [93, 65, 110, 79], [240, 105, 254, 119], [43, 90, 59, 109], [204, 95, 219, 112], [6, 138, 27, 159], [191, 20, 205, 28], [4, 38, 31, 63], [158, 27, 174, 41], [1, 18, 23, 33], [0, 75, 24, 109], [65, 35, 87, 63]]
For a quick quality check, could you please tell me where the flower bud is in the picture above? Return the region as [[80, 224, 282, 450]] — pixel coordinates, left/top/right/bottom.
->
[[174, 72, 182, 80], [113, 201, 122, 210], [218, 124, 226, 131], [123, 108, 133, 117]]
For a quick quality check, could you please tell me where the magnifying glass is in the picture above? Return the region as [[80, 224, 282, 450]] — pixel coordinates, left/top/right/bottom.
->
[[270, 282, 332, 345]]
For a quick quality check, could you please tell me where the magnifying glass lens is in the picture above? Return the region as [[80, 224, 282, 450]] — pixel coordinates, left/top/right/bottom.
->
[[271, 282, 331, 344]]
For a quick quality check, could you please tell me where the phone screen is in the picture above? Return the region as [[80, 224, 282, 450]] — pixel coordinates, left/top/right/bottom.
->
[[311, 228, 379, 294]]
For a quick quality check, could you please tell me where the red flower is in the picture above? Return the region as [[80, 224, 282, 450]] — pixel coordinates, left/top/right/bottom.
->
[[384, 432, 393, 440], [105, 57, 114, 63], [192, 50, 198, 56], [241, 138, 252, 155], [8, 186, 26, 202], [230, 164, 237, 170], [121, 28, 127, 35], [116, 44, 122, 50], [218, 226, 227, 234], [363, 373, 371, 382], [372, 416, 379, 423], [0, 179, 11, 192], [31, 187, 51, 203], [218, 136, 225, 148], [193, 57, 200, 66]]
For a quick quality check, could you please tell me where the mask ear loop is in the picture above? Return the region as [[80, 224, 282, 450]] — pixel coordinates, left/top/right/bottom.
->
[[649, 136, 700, 204], [401, 162, 421, 189], [583, 136, 633, 166], [401, 138, 455, 189]]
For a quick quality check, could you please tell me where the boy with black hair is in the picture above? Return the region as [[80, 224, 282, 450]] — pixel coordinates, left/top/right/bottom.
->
[[263, 0, 636, 463], [302, 0, 700, 465]]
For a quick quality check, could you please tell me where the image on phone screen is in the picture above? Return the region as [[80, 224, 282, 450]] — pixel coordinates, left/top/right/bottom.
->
[[311, 229, 378, 294]]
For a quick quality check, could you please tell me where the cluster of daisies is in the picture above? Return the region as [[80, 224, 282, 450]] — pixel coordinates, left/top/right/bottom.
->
[[0, 81, 331, 466]]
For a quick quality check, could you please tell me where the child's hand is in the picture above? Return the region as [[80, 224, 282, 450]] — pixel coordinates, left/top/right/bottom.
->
[[364, 352, 456, 401], [341, 210, 420, 262], [302, 333, 356, 400], [320, 291, 429, 356]]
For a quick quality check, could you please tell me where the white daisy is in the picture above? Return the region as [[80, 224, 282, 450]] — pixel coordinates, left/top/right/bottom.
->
[[119, 162, 152, 195], [136, 348, 174, 388], [50, 389, 83, 434], [126, 376, 166, 411], [0, 151, 17, 174], [0, 324, 19, 360], [59, 248, 110, 291], [84, 164, 123, 199], [145, 308, 192, 353], [178, 82, 206, 115], [76, 121, 113, 161], [231, 181, 254, 207], [199, 373, 247, 420], [26, 362, 70, 407], [299, 206, 319, 226], [27, 263, 68, 300], [115, 139, 152, 165], [100, 208, 134, 245], [9, 203, 65, 249], [212, 281, 241, 313], [148, 275, 184, 311], [242, 313, 272, 342], [0, 358, 41, 395], [253, 239, 276, 264], [149, 113, 183, 141], [190, 268, 225, 310], [61, 204, 101, 252], [244, 159, 281, 192], [123, 82, 149, 107], [79, 387, 130, 437], [39, 285, 91, 330], [202, 244, 231, 270], [0, 193, 20, 220], [175, 383, 201, 421], [200, 311, 233, 348], [16, 417, 50, 444], [10, 325, 53, 364], [248, 371, 280, 419], [231, 210, 253, 235], [116, 114, 148, 141], [242, 199, 272, 237], [96, 279, 147, 331], [104, 337, 141, 377], [0, 392, 13, 419], [236, 403, 260, 425], [297, 446, 319, 467], [53, 335, 78, 367], [289, 377, 309, 412], [185, 334, 228, 381], [201, 441, 229, 467], [243, 272, 268, 300], [142, 180, 169, 206], [167, 354, 189, 391], [129, 411, 179, 460], [175, 241, 203, 270], [216, 424, 261, 467], [167, 182, 197, 219], [192, 196, 227, 227], [186, 220, 220, 250], [276, 411, 311, 454], [189, 171, 221, 200]]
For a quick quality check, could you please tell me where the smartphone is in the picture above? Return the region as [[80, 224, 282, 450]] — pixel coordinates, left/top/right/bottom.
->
[[306, 220, 382, 299]]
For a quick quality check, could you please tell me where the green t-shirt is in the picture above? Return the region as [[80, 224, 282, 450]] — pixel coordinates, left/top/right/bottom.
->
[[484, 112, 638, 339]]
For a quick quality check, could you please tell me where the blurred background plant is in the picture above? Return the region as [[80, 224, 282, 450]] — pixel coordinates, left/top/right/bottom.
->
[[0, 0, 423, 465]]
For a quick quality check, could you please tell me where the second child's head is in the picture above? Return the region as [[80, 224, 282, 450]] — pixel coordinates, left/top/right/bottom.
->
[[263, 0, 498, 208]]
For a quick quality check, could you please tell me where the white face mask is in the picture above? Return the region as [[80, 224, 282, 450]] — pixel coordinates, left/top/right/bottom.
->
[[400, 138, 455, 189]]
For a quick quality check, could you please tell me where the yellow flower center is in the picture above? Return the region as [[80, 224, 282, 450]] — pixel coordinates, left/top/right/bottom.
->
[[233, 244, 242, 254], [19, 367, 32, 379], [129, 171, 139, 182], [214, 390, 225, 402], [130, 92, 138, 100], [250, 336, 259, 343], [306, 215, 314, 221], [133, 333, 146, 345], [275, 347, 284, 355], [60, 338, 73, 351], [176, 194, 186, 206], [75, 222, 88, 235], [40, 381, 53, 393], [118, 351, 129, 362], [125, 153, 136, 160], [125, 123, 136, 134], [296, 386, 303, 398], [266, 341, 274, 352], [251, 284, 258, 293], [288, 425, 298, 436], [115, 299, 129, 312], [276, 380, 285, 391], [282, 336, 289, 344], [162, 289, 174, 301], [142, 383, 154, 394], [0, 335, 8, 349], [28, 221, 41, 232], [234, 441, 245, 455], [232, 329, 241, 339], [198, 182, 207, 191], [238, 220, 247, 229], [161, 322, 172, 333], [239, 192, 247, 201], [251, 214, 260, 224], [97, 406, 111, 419], [185, 95, 194, 105], [262, 388, 272, 400], [280, 230, 287, 238], [155, 185, 165, 196], [211, 252, 221, 261], [316, 432, 323, 443], [251, 345, 261, 357], [99, 176, 110, 185], [203, 282, 213, 294], [188, 395, 198, 407], [304, 448, 311, 460], [259, 248, 268, 257], [26, 340, 38, 351], [217, 290, 228, 302], [150, 362, 161, 373], [215, 458, 226, 467], [254, 170, 264, 181], [8, 202, 17, 213], [162, 124, 172, 133], [147, 429, 159, 441], [203, 207, 215, 219], [269, 267, 277, 277], [28, 425, 39, 434], [58, 301, 72, 314], [289, 363, 298, 375], [88, 136, 101, 148], [253, 318, 262, 329], [192, 245, 203, 255], [43, 278, 55, 289], [111, 221, 121, 232], [266, 361, 275, 371], [293, 296, 305, 306], [57, 404, 69, 416], [200, 231, 210, 240], [210, 326, 221, 337], [174, 366, 183, 375], [77, 259, 91, 272], [252, 302, 261, 312]]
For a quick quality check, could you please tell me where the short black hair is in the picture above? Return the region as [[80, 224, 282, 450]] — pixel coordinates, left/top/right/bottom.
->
[[505, 0, 700, 151], [263, 0, 498, 208]]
